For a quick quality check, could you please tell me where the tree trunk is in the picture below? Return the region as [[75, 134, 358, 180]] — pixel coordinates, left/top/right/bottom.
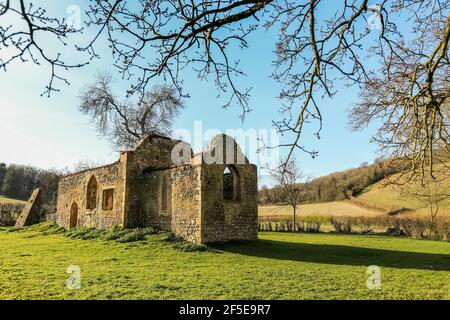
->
[[293, 205, 296, 231]]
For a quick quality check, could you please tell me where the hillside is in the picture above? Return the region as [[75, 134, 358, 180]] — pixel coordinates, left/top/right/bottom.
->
[[258, 177, 449, 219], [259, 162, 449, 219], [356, 180, 423, 212], [259, 160, 402, 205], [355, 175, 450, 216]]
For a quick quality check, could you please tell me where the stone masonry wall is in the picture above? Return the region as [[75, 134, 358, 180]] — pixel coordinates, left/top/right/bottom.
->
[[56, 134, 258, 244], [169, 165, 202, 243], [123, 135, 187, 227], [200, 164, 258, 243], [126, 169, 172, 230], [56, 162, 124, 229]]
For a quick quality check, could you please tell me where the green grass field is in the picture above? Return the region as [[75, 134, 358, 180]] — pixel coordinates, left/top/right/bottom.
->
[[0, 223, 448, 299]]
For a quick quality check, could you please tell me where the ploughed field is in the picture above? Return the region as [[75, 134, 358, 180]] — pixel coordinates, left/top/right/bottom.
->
[[0, 223, 448, 299]]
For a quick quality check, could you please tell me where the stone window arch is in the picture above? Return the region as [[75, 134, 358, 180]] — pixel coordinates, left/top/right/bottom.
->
[[70, 202, 78, 229], [86, 175, 98, 209], [161, 176, 168, 211], [223, 165, 240, 201]]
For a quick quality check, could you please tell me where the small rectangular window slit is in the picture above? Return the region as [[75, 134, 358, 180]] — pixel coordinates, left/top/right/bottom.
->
[[102, 189, 114, 210]]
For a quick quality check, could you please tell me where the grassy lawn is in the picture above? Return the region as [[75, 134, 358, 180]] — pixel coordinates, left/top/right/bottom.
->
[[0, 224, 449, 299]]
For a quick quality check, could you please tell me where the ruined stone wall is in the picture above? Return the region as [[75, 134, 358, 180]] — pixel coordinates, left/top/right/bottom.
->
[[15, 188, 43, 227], [121, 136, 202, 241], [0, 203, 24, 226], [123, 135, 188, 228], [169, 165, 202, 243], [124, 169, 172, 230], [147, 169, 172, 230], [130, 135, 186, 171], [193, 134, 258, 243], [56, 162, 125, 229], [200, 164, 258, 243], [55, 133, 257, 245]]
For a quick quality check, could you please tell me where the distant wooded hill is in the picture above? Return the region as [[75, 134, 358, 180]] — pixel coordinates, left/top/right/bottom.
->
[[259, 159, 399, 205]]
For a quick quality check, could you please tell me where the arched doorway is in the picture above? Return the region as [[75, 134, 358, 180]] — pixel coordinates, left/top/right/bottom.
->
[[69, 202, 78, 229]]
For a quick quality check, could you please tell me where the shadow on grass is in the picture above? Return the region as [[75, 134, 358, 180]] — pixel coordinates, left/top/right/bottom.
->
[[211, 238, 450, 271]]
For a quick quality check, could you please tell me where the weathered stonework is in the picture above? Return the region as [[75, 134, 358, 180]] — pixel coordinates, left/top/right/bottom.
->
[[15, 188, 43, 227], [56, 134, 258, 244]]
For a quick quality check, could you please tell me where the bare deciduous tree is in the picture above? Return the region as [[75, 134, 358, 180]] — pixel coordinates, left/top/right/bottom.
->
[[79, 73, 184, 149], [350, 13, 450, 182], [402, 177, 450, 238], [1, 1, 449, 180], [269, 156, 308, 226], [72, 159, 106, 172]]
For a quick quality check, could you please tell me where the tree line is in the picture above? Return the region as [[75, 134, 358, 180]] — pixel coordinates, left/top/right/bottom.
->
[[0, 163, 61, 208], [259, 159, 398, 205]]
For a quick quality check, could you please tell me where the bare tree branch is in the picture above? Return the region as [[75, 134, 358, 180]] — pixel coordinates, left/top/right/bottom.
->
[[1, 0, 449, 182], [0, 0, 89, 96]]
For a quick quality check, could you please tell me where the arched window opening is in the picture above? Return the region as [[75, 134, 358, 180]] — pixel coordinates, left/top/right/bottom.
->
[[86, 175, 98, 209], [70, 202, 78, 229], [161, 176, 168, 211], [223, 165, 240, 201]]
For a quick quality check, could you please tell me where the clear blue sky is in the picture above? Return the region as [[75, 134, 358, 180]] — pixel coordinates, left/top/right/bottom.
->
[[0, 1, 381, 186]]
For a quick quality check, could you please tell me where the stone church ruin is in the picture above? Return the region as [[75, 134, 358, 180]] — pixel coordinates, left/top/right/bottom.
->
[[56, 134, 258, 244]]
